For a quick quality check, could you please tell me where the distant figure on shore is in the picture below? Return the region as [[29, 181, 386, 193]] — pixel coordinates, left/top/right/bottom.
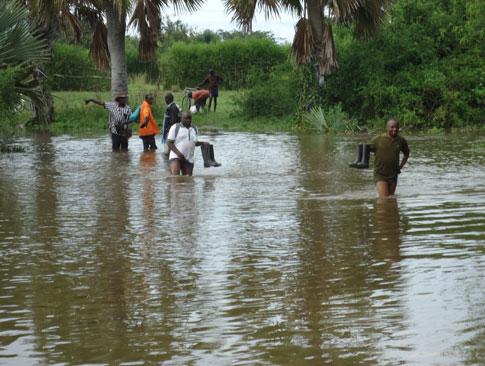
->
[[188, 89, 210, 113], [167, 111, 209, 176], [162, 92, 181, 158], [138, 94, 160, 151], [85, 93, 132, 151], [199, 69, 223, 112], [371, 119, 410, 198]]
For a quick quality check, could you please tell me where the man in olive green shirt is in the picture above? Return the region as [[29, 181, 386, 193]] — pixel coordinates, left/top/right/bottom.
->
[[370, 119, 410, 198]]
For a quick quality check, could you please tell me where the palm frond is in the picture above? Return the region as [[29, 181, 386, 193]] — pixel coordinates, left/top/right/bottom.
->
[[60, 8, 83, 43], [172, 0, 204, 13], [89, 20, 110, 70], [0, 0, 49, 66], [352, 0, 390, 38], [280, 0, 303, 16], [224, 0, 257, 33], [305, 106, 329, 131], [319, 23, 338, 75], [291, 17, 314, 66], [129, 0, 162, 60]]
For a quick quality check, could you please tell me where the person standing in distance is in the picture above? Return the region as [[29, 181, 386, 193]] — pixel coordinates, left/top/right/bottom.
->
[[161, 92, 181, 158], [85, 93, 132, 151], [167, 111, 209, 176], [370, 118, 410, 198], [139, 94, 160, 151], [199, 69, 223, 112]]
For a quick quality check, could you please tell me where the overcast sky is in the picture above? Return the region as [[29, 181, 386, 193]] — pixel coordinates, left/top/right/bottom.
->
[[167, 0, 298, 43]]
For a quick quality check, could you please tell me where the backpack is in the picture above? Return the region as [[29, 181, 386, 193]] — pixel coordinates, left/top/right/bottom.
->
[[129, 105, 140, 122], [173, 123, 198, 139]]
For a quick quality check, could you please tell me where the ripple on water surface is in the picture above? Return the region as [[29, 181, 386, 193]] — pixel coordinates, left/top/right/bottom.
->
[[0, 132, 484, 365]]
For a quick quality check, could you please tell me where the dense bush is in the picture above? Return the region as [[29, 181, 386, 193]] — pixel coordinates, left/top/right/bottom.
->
[[321, 0, 485, 128], [160, 37, 288, 89], [235, 62, 298, 119], [126, 37, 161, 83], [0, 67, 20, 115], [46, 43, 109, 91]]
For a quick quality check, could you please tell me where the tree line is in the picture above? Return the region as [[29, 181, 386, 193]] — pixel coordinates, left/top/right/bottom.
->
[[1, 0, 483, 129]]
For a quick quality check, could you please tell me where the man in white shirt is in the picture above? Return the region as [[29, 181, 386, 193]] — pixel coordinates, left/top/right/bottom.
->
[[167, 111, 209, 176]]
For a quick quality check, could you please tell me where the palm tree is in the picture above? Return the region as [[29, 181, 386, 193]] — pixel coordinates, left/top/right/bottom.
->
[[27, 0, 203, 121], [225, 0, 389, 84], [0, 0, 49, 118]]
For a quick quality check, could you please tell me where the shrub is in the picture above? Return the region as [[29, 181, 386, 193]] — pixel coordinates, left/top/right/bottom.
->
[[321, 0, 485, 128], [0, 67, 20, 114], [46, 43, 109, 91], [160, 37, 288, 89], [235, 62, 298, 119]]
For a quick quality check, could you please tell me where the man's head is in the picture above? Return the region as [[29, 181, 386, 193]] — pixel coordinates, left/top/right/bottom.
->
[[209, 69, 214, 76], [182, 111, 192, 127], [165, 92, 174, 104], [115, 93, 128, 106], [145, 93, 154, 105], [386, 118, 400, 138]]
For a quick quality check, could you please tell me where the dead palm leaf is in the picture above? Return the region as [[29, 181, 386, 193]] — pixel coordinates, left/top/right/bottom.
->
[[291, 17, 314, 66], [89, 20, 109, 69], [319, 23, 338, 75]]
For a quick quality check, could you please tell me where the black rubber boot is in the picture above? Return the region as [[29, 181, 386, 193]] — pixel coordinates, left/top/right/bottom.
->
[[209, 144, 221, 167], [356, 144, 370, 169], [349, 144, 363, 168], [201, 144, 212, 168]]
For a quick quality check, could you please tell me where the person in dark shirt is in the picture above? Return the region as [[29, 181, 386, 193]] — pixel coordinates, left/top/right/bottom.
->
[[199, 69, 223, 112], [370, 119, 410, 198], [162, 92, 181, 157]]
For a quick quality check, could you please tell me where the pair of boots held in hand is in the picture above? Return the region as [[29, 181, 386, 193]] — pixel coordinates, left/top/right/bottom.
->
[[201, 144, 221, 168], [349, 144, 371, 169]]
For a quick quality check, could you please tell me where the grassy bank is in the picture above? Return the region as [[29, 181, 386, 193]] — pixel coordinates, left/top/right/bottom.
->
[[19, 86, 295, 136]]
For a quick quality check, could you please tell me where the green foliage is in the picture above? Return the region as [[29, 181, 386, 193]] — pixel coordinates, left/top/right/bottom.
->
[[304, 104, 359, 134], [0, 0, 49, 67], [322, 0, 485, 128], [126, 42, 161, 83], [0, 67, 20, 115], [160, 37, 288, 89], [235, 62, 298, 119], [46, 43, 110, 91]]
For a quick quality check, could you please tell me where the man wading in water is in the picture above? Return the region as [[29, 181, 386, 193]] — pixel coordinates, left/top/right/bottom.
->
[[350, 118, 410, 198], [371, 119, 410, 198], [167, 111, 209, 176], [85, 94, 132, 151]]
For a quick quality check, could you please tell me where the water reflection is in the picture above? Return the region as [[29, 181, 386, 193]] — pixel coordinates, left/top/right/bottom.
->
[[372, 198, 403, 262], [0, 132, 483, 365]]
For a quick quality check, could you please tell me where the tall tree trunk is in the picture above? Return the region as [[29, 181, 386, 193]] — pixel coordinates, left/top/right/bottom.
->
[[105, 4, 128, 98], [306, 0, 325, 85]]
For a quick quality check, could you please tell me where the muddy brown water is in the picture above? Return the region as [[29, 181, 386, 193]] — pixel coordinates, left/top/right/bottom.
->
[[0, 132, 484, 365]]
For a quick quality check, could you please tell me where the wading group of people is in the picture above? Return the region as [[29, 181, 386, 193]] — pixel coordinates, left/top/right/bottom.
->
[[86, 72, 409, 198], [85, 70, 223, 177]]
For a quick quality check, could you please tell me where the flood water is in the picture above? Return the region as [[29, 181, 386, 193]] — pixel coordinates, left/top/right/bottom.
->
[[0, 131, 484, 365]]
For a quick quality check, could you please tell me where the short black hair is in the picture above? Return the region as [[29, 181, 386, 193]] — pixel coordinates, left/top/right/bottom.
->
[[165, 92, 174, 103], [145, 93, 154, 100]]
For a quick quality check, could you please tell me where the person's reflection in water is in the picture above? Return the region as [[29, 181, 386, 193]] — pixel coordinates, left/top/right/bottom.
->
[[139, 151, 157, 242], [372, 198, 406, 262]]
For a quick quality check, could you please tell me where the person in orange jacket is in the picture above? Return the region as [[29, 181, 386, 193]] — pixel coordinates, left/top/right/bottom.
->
[[139, 93, 160, 151]]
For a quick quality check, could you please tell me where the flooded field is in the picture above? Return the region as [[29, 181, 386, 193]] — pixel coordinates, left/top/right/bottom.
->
[[0, 131, 484, 365]]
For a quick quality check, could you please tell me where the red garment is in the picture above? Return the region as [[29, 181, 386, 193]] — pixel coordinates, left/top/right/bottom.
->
[[192, 89, 210, 101]]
